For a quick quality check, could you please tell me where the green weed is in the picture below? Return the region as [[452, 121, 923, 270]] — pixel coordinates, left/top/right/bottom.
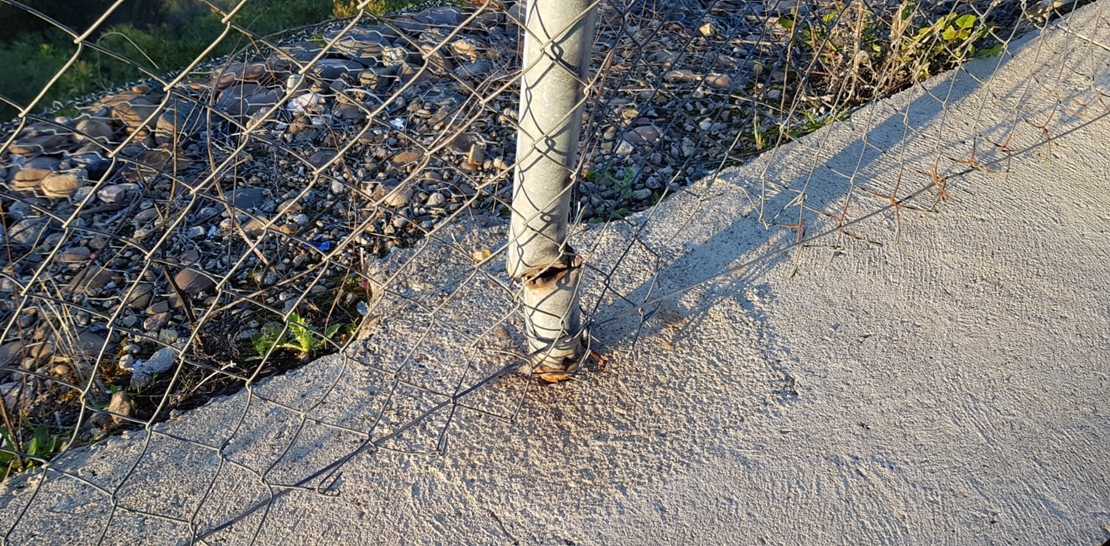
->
[[251, 312, 343, 359], [1, 424, 65, 479], [777, 1, 1000, 101]]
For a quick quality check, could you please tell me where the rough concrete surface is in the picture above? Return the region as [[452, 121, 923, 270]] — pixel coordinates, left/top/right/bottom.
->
[[2, 2, 1109, 545]]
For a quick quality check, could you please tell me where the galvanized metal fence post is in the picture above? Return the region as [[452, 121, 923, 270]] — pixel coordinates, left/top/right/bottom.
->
[[507, 0, 598, 381]]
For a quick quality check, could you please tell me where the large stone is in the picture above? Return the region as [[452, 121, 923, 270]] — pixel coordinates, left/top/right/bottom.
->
[[334, 102, 368, 122], [212, 62, 271, 90], [218, 83, 262, 111], [130, 346, 176, 388], [7, 217, 51, 246], [0, 342, 23, 367], [391, 150, 424, 164], [68, 145, 107, 172], [356, 69, 380, 88], [626, 125, 662, 144], [309, 59, 366, 82], [112, 97, 160, 129], [281, 41, 325, 64], [93, 90, 150, 110], [173, 268, 216, 296], [11, 167, 54, 192], [8, 134, 74, 156], [131, 148, 189, 178], [97, 183, 139, 205], [39, 171, 84, 198], [328, 27, 395, 65], [447, 132, 484, 154], [397, 63, 431, 85], [308, 150, 338, 167], [704, 73, 732, 89], [67, 265, 114, 296], [58, 246, 91, 264], [450, 37, 485, 61], [380, 46, 411, 69], [74, 119, 115, 143], [418, 44, 454, 73], [71, 330, 110, 359], [156, 100, 205, 139], [108, 390, 133, 423], [382, 185, 413, 208], [664, 69, 699, 83], [126, 282, 154, 309], [222, 87, 281, 118]]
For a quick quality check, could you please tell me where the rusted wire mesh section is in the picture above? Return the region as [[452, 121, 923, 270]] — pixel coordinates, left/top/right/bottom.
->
[[0, 0, 1106, 542]]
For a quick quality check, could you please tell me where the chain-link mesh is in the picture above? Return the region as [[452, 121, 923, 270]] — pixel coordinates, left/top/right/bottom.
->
[[0, 0, 1107, 542]]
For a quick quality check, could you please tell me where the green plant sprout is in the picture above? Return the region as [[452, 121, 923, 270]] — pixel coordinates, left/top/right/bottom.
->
[[251, 313, 342, 359], [1, 425, 64, 478]]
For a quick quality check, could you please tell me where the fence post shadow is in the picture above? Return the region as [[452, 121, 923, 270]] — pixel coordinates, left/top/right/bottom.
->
[[578, 34, 1044, 368]]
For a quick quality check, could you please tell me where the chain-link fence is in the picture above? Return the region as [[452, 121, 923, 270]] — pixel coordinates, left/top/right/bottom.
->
[[0, 0, 1107, 542]]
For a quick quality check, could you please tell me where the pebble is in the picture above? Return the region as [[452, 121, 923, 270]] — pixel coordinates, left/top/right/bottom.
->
[[144, 313, 170, 332], [392, 150, 423, 164], [426, 192, 446, 207], [383, 186, 413, 207], [627, 125, 661, 144], [147, 300, 170, 315], [704, 74, 732, 89], [158, 329, 180, 344], [63, 245, 92, 262], [108, 391, 133, 423], [664, 69, 699, 83], [173, 268, 215, 296], [95, 184, 124, 204]]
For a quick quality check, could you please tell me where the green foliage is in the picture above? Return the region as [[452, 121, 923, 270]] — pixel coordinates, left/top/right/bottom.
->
[[777, 2, 999, 99], [1, 424, 65, 478], [251, 312, 343, 359], [895, 10, 995, 80]]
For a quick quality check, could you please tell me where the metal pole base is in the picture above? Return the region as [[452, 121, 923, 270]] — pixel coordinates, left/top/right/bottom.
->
[[521, 253, 584, 382]]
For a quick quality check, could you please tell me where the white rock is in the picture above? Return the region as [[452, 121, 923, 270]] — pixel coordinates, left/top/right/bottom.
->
[[130, 346, 176, 387], [287, 92, 322, 114]]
